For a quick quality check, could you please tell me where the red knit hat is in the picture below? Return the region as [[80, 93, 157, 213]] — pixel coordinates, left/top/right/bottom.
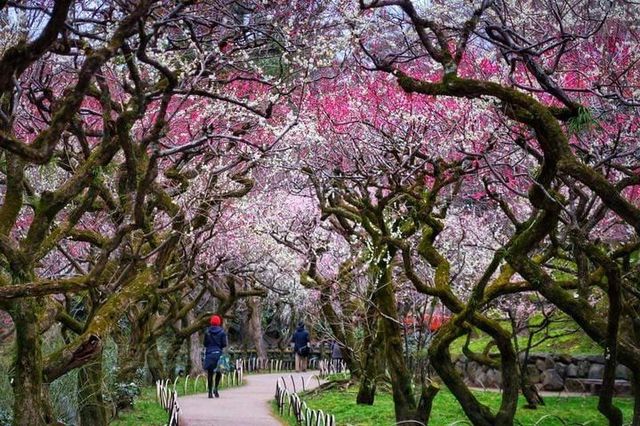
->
[[210, 314, 222, 326]]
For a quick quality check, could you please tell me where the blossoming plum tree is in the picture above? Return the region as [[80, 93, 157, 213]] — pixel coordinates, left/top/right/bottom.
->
[[354, 1, 640, 424], [1, 1, 640, 426], [0, 0, 312, 424]]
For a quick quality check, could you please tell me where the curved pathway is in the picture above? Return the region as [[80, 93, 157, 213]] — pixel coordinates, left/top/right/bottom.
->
[[179, 372, 322, 425]]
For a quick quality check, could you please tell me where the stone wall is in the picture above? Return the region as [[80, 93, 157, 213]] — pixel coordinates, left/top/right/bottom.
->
[[453, 353, 632, 393]]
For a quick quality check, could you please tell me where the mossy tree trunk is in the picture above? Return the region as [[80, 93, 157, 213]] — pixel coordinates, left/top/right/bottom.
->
[[416, 382, 440, 426], [319, 281, 361, 379], [517, 332, 544, 409], [301, 254, 370, 388], [247, 296, 268, 360], [520, 367, 544, 409], [165, 332, 182, 381], [355, 318, 380, 405], [356, 374, 377, 405], [78, 354, 108, 426], [147, 341, 166, 383], [429, 323, 497, 426], [372, 248, 420, 423], [356, 280, 381, 405], [116, 319, 146, 387], [187, 312, 204, 376], [10, 298, 51, 426]]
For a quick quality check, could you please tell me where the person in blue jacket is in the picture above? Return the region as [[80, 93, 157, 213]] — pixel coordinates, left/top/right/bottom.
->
[[291, 321, 310, 372], [203, 314, 227, 398]]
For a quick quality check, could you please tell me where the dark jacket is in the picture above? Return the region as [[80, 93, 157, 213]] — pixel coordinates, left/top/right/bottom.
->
[[291, 325, 310, 352], [203, 326, 227, 370], [331, 341, 343, 359]]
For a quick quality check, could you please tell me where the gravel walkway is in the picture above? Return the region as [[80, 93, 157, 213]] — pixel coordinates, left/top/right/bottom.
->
[[179, 372, 321, 426]]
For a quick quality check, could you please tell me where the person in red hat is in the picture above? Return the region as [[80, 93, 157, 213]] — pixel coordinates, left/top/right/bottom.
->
[[203, 314, 227, 398]]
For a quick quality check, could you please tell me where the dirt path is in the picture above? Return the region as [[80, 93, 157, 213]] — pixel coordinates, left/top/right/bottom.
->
[[179, 372, 321, 426]]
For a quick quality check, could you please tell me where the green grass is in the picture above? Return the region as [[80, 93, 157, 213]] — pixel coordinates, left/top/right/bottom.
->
[[276, 387, 634, 426], [110, 375, 242, 425], [449, 330, 601, 356], [449, 313, 602, 356], [110, 387, 166, 426]]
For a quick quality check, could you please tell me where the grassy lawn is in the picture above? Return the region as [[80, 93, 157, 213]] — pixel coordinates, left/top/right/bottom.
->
[[110, 387, 166, 426], [111, 374, 241, 425], [449, 330, 601, 356], [449, 312, 602, 356], [276, 387, 634, 426]]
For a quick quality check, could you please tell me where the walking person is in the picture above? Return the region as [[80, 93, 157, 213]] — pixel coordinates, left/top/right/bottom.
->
[[291, 321, 310, 372], [203, 314, 227, 398], [330, 339, 343, 373]]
